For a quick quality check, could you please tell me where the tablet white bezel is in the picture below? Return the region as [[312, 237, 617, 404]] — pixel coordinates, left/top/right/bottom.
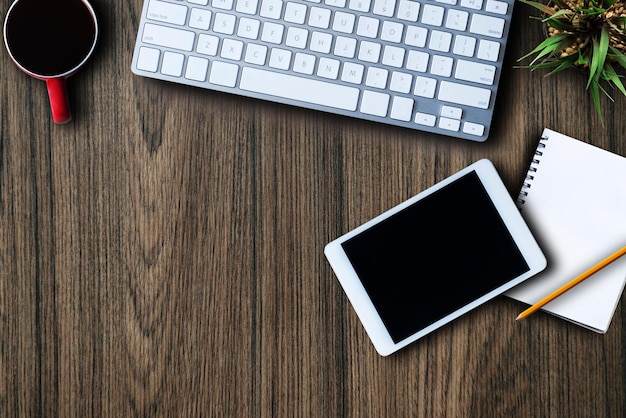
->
[[324, 159, 547, 356]]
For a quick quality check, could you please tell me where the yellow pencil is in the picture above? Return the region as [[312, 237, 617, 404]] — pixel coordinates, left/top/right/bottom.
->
[[516, 245, 626, 321]]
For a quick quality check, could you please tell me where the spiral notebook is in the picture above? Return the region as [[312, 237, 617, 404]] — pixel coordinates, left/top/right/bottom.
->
[[505, 128, 626, 333]]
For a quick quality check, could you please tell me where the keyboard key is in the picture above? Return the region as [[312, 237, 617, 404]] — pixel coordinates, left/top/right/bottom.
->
[[382, 45, 405, 67], [485, 0, 508, 14], [136, 47, 160, 72], [309, 7, 332, 28], [390, 96, 414, 121], [142, 23, 195, 51], [428, 30, 452, 52], [438, 80, 491, 108], [147, 0, 188, 25], [333, 12, 356, 33], [221, 38, 244, 60], [389, 71, 413, 94], [239, 67, 360, 110], [445, 9, 469, 31], [414, 76, 436, 98], [406, 50, 429, 72], [441, 105, 462, 119], [189, 8, 212, 30], [360, 90, 390, 116], [380, 21, 403, 43], [477, 39, 501, 62], [237, 17, 261, 39], [397, 0, 420, 21], [405, 26, 427, 47], [161, 51, 185, 76], [212, 0, 234, 10], [284, 2, 307, 24], [318, 57, 341, 79], [373, 0, 397, 17], [310, 31, 333, 53], [244, 43, 267, 64], [209, 61, 239, 86], [421, 4, 444, 26], [286, 27, 309, 48], [358, 41, 381, 63], [430, 55, 453, 77], [460, 0, 482, 9], [197, 34, 219, 55], [236, 0, 259, 14], [341, 62, 365, 83], [269, 48, 292, 70], [185, 56, 209, 81], [452, 35, 476, 57], [365, 67, 389, 88], [260, 0, 282, 18], [415, 112, 436, 126], [439, 117, 461, 131], [469, 14, 505, 38], [261, 22, 284, 43], [356, 16, 380, 37], [213, 12, 237, 34], [349, 0, 372, 12], [455, 59, 496, 85], [293, 52, 316, 74], [334, 36, 357, 58], [463, 121, 485, 136]]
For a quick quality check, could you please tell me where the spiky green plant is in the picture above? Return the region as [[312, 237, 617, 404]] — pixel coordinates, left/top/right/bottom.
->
[[518, 0, 626, 123]]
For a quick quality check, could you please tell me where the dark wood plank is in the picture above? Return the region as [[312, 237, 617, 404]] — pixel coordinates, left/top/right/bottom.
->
[[0, 0, 624, 416]]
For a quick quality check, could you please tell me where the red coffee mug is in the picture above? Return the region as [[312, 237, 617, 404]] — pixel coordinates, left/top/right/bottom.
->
[[3, 0, 98, 124]]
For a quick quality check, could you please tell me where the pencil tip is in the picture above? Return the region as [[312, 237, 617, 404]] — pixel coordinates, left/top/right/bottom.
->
[[515, 314, 523, 321]]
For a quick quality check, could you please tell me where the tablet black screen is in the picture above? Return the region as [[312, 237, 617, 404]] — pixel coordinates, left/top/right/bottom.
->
[[341, 171, 529, 343]]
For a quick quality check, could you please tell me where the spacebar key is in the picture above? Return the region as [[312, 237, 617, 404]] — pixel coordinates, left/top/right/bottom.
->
[[239, 68, 359, 111]]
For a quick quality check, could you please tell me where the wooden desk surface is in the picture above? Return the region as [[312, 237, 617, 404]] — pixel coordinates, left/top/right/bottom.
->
[[1, 1, 625, 416]]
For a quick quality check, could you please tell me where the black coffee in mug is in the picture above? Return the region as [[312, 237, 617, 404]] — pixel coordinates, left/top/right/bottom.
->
[[4, 0, 97, 77]]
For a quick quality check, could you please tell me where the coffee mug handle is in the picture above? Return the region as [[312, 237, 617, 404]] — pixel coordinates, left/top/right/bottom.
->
[[45, 78, 72, 124]]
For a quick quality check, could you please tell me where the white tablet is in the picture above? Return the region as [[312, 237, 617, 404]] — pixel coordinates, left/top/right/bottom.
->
[[324, 159, 546, 356]]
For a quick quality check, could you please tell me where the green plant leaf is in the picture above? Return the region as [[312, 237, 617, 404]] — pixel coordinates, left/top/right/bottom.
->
[[544, 9, 573, 20], [602, 63, 626, 97], [515, 61, 563, 70], [615, 17, 626, 30], [551, 0, 571, 10], [518, 0, 559, 15], [589, 80, 605, 126], [607, 18, 626, 34], [589, 6, 607, 15], [517, 33, 570, 62], [608, 47, 626, 69], [545, 17, 577, 32], [587, 27, 610, 88], [534, 38, 577, 65], [546, 54, 579, 75]]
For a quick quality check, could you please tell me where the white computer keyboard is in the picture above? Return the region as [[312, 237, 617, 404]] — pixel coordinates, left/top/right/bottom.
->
[[131, 0, 514, 141]]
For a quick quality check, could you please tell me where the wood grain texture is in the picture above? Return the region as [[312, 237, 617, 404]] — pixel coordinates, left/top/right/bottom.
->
[[1, 1, 625, 416]]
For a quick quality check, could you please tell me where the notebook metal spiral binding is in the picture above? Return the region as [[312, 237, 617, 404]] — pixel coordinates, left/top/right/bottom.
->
[[517, 134, 549, 207]]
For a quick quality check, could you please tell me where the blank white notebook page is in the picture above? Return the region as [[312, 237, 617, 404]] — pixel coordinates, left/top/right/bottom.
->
[[506, 128, 626, 332]]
